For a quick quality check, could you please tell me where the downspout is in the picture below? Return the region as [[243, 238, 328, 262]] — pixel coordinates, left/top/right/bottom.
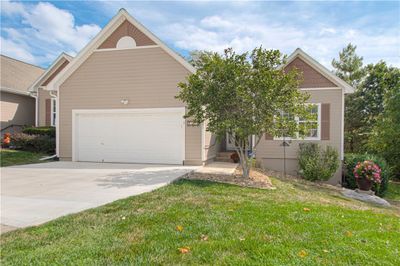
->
[[49, 90, 57, 98], [29, 90, 38, 127], [49, 90, 58, 159]]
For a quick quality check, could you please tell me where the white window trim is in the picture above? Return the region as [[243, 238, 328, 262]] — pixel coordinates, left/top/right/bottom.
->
[[273, 103, 321, 141], [93, 45, 159, 52], [51, 98, 56, 127]]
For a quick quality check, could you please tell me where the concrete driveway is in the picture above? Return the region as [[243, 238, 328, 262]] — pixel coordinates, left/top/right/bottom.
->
[[1, 162, 197, 230]]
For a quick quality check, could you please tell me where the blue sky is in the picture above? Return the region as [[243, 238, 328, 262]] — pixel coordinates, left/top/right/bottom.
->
[[1, 0, 399, 69]]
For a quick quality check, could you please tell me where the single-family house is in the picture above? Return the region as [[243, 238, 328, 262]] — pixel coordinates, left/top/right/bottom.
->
[[35, 9, 354, 184]]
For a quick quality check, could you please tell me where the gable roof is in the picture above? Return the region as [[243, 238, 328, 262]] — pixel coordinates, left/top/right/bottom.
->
[[47, 8, 195, 91], [28, 53, 73, 92], [283, 48, 354, 93], [0, 54, 45, 95]]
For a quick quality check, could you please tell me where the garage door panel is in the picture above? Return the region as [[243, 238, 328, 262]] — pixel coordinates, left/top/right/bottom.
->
[[74, 109, 184, 164]]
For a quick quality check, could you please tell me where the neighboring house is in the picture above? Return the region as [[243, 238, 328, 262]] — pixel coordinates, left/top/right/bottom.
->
[[29, 53, 73, 127], [39, 9, 353, 184], [0, 55, 44, 135]]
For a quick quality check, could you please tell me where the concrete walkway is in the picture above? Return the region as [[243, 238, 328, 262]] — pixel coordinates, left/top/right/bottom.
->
[[1, 162, 197, 231], [195, 162, 238, 175]]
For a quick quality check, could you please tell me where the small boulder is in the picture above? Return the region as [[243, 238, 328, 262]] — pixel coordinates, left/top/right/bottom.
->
[[341, 188, 390, 207]]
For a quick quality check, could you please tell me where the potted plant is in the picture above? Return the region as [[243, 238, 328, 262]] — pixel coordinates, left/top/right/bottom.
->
[[353, 160, 382, 191], [230, 152, 240, 163]]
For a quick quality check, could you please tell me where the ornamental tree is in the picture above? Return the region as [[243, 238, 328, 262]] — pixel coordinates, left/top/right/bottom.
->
[[177, 47, 313, 178]]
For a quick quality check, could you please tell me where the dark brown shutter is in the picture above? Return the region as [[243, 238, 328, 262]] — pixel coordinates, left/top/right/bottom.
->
[[265, 133, 273, 140], [321, 103, 330, 140], [45, 99, 51, 126]]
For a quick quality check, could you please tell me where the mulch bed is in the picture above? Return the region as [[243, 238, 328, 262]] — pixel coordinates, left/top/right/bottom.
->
[[185, 168, 275, 190]]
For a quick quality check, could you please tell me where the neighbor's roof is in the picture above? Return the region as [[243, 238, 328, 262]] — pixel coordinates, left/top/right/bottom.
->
[[0, 54, 45, 96]]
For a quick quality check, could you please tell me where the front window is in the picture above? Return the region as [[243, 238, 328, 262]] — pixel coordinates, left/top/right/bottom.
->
[[51, 98, 56, 126], [298, 104, 319, 139], [274, 103, 320, 140]]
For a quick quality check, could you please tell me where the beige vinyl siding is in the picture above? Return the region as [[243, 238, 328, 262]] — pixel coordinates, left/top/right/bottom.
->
[[59, 47, 202, 163], [0, 91, 35, 129], [37, 88, 52, 126], [256, 89, 343, 184], [204, 120, 218, 161]]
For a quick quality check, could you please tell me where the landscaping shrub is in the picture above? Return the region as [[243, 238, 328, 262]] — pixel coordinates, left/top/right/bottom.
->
[[344, 153, 390, 196], [298, 143, 339, 181], [22, 126, 55, 137], [11, 133, 55, 154]]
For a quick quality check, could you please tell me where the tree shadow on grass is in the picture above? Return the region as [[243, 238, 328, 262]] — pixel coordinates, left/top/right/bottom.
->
[[96, 168, 192, 188]]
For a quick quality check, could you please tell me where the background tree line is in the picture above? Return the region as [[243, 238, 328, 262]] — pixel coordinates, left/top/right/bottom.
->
[[332, 43, 400, 179]]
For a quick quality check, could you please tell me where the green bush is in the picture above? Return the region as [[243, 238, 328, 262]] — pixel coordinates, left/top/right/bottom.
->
[[298, 143, 339, 181], [22, 126, 55, 137], [11, 133, 55, 154], [343, 153, 390, 197]]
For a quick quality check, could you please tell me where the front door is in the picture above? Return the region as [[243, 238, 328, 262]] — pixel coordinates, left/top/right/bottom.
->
[[226, 133, 236, 150], [226, 133, 253, 151]]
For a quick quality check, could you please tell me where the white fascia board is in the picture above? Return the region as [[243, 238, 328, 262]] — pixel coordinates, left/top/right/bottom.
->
[[48, 9, 195, 92], [0, 87, 31, 96], [120, 9, 196, 74], [28, 53, 72, 92], [283, 48, 355, 94]]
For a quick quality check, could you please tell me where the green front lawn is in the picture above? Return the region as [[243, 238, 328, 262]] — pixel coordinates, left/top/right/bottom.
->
[[1, 177, 399, 265], [385, 181, 400, 202], [0, 149, 47, 167]]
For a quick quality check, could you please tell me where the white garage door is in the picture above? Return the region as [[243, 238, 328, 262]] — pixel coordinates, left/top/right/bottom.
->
[[73, 108, 185, 165]]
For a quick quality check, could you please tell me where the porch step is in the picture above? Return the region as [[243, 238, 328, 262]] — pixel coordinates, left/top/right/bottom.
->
[[215, 157, 233, 163], [215, 151, 235, 163], [217, 151, 234, 157]]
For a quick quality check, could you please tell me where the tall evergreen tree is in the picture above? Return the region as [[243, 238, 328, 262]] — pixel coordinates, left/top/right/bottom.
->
[[332, 43, 366, 152], [332, 43, 366, 87]]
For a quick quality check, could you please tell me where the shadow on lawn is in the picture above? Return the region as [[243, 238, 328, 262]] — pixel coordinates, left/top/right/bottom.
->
[[96, 168, 191, 188]]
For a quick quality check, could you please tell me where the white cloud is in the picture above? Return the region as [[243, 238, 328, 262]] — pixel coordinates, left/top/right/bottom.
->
[[201, 16, 233, 29], [1, 1, 100, 66], [0, 36, 35, 63], [1, 0, 26, 16], [160, 13, 400, 68], [320, 27, 337, 35], [2, 1, 399, 69]]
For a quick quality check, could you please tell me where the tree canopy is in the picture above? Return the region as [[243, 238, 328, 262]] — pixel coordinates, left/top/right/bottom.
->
[[177, 47, 313, 178], [332, 43, 366, 88]]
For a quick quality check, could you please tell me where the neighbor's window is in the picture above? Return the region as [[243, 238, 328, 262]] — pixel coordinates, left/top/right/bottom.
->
[[51, 98, 56, 126], [274, 103, 320, 140]]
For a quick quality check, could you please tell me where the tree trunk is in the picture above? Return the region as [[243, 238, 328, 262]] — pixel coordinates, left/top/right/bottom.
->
[[229, 135, 251, 179]]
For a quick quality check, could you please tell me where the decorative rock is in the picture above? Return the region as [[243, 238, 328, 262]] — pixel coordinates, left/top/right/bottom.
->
[[341, 188, 391, 207], [354, 189, 375, 196]]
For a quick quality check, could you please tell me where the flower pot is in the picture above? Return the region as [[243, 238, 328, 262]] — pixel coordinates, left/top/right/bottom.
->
[[356, 178, 373, 191]]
